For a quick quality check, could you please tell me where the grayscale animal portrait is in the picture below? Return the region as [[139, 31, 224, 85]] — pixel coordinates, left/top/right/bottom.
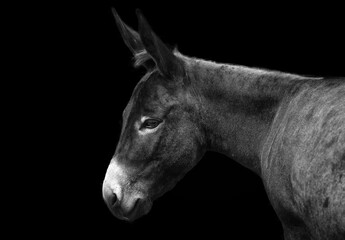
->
[[102, 8, 345, 240]]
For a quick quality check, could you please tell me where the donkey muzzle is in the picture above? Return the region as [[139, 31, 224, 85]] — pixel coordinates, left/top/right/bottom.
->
[[102, 160, 152, 221]]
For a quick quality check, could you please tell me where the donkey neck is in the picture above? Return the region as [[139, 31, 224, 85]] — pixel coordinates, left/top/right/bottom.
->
[[183, 55, 318, 176]]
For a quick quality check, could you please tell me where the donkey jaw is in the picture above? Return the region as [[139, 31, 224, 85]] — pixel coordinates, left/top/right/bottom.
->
[[102, 160, 152, 221]]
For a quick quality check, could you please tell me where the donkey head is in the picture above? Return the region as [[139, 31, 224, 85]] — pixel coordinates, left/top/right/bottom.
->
[[102, 9, 205, 221]]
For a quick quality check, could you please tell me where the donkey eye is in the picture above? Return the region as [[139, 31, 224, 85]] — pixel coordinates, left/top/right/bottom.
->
[[141, 119, 162, 129]]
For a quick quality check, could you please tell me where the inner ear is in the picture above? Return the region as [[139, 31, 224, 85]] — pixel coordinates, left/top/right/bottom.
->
[[112, 8, 153, 69], [112, 8, 143, 55]]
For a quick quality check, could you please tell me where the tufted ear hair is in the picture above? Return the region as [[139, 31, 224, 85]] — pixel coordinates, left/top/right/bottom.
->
[[112, 8, 153, 69], [136, 9, 184, 78]]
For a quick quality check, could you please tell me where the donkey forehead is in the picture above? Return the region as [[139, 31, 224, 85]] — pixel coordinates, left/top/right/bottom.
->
[[126, 72, 180, 114]]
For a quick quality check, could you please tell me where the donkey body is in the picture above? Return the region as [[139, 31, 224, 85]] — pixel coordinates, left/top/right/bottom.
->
[[103, 9, 345, 240]]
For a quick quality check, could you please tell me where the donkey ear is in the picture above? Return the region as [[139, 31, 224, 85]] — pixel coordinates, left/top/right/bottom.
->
[[112, 9, 146, 56], [136, 9, 183, 78]]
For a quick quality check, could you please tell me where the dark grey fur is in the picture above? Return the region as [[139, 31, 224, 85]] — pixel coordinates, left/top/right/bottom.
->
[[103, 9, 345, 240]]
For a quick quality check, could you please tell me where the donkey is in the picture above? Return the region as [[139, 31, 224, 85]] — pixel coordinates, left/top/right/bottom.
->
[[102, 8, 345, 240]]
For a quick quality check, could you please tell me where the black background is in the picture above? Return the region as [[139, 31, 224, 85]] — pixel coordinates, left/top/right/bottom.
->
[[47, 1, 344, 239]]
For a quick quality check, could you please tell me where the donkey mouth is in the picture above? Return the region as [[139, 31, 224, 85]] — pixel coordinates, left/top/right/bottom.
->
[[113, 198, 152, 222], [128, 198, 152, 222], [125, 199, 141, 221]]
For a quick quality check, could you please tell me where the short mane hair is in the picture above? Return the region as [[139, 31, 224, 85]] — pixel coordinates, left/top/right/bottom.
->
[[134, 50, 152, 68]]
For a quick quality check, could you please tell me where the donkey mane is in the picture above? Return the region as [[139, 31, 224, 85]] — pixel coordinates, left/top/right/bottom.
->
[[134, 49, 152, 68], [133, 47, 181, 69], [175, 51, 324, 80]]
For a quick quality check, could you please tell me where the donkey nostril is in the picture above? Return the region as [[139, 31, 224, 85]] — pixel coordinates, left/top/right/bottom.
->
[[110, 192, 118, 207], [103, 183, 121, 209]]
